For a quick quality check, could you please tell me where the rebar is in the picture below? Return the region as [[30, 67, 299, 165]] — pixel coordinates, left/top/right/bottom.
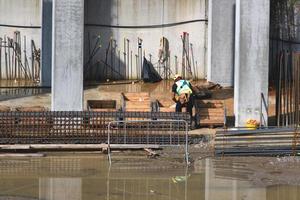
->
[[0, 111, 190, 145]]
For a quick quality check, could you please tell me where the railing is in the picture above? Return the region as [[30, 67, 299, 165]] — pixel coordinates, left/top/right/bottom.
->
[[107, 120, 190, 165], [260, 92, 268, 127]]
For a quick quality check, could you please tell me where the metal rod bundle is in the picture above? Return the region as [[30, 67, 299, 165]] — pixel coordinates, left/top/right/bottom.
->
[[275, 51, 300, 127], [215, 128, 300, 156], [0, 32, 37, 81]]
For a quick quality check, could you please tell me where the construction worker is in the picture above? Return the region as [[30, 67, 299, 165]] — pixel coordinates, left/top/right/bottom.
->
[[172, 74, 194, 117]]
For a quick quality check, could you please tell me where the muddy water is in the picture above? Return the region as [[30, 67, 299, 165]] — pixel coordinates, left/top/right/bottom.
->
[[0, 155, 299, 200]]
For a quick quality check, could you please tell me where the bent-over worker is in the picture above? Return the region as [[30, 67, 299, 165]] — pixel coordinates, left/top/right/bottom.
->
[[172, 74, 194, 117]]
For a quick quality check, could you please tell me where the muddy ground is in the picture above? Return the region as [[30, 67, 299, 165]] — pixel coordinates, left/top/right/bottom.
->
[[0, 80, 297, 192]]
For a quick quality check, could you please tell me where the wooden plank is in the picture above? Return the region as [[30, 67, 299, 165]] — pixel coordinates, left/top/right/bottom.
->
[[15, 106, 47, 112], [0, 144, 161, 150], [126, 104, 151, 109], [126, 108, 151, 112], [198, 108, 225, 115], [124, 92, 150, 97], [0, 105, 10, 112], [200, 119, 224, 123], [215, 134, 300, 140], [0, 153, 45, 157], [215, 139, 300, 145], [90, 108, 117, 112], [159, 107, 175, 112]]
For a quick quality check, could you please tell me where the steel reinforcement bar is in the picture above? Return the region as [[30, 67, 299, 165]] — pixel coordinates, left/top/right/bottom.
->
[[0, 111, 190, 144]]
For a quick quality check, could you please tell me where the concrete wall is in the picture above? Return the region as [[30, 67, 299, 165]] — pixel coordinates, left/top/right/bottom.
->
[[84, 0, 208, 80], [0, 0, 208, 81], [234, 0, 270, 127], [207, 0, 235, 87], [0, 0, 41, 79]]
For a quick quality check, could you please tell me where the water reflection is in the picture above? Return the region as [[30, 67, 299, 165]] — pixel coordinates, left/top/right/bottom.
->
[[0, 156, 298, 200], [0, 80, 50, 101]]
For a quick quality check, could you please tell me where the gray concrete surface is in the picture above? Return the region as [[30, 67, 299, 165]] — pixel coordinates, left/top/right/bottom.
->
[[1, 0, 208, 81], [51, 0, 84, 111], [41, 0, 52, 87], [84, 0, 208, 80], [207, 0, 235, 87], [0, 0, 41, 79], [234, 0, 270, 127]]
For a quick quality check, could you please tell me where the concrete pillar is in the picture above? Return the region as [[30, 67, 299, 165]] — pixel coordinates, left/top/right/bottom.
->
[[234, 0, 270, 127], [207, 0, 235, 87], [52, 0, 84, 111], [41, 0, 52, 87]]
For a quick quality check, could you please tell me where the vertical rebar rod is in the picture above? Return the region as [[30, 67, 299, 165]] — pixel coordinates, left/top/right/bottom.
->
[[175, 55, 178, 74], [123, 38, 127, 79], [138, 38, 143, 80], [130, 51, 133, 79], [7, 38, 11, 80], [4, 36, 8, 79], [127, 39, 130, 80], [135, 54, 138, 80], [0, 37, 2, 80], [118, 49, 121, 79]]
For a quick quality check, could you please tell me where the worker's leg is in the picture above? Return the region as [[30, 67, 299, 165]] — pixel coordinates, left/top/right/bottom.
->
[[186, 96, 194, 117], [176, 102, 182, 112]]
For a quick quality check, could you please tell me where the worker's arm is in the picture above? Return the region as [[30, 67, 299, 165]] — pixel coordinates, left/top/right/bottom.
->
[[172, 83, 177, 102], [172, 92, 177, 102], [189, 82, 195, 94]]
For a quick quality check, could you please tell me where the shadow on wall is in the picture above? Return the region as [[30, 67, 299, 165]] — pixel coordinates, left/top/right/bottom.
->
[[84, 0, 126, 82]]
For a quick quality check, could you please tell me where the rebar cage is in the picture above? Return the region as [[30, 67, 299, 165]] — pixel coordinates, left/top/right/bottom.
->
[[0, 111, 190, 144]]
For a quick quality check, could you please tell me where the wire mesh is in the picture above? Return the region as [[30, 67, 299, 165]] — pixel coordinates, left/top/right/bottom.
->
[[0, 111, 190, 144], [107, 120, 190, 165]]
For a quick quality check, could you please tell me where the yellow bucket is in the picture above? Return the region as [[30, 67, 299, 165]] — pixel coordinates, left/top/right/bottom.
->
[[246, 119, 259, 130]]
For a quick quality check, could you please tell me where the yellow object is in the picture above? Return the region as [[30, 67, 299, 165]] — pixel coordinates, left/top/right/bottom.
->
[[174, 74, 181, 80], [246, 119, 259, 129]]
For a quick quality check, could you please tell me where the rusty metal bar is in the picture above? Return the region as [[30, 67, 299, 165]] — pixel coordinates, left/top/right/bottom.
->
[[0, 111, 190, 144]]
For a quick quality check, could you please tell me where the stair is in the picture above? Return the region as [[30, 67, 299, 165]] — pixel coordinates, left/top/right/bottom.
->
[[195, 100, 225, 127]]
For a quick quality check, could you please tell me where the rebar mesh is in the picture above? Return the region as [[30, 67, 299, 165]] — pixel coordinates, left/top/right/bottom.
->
[[0, 111, 190, 144]]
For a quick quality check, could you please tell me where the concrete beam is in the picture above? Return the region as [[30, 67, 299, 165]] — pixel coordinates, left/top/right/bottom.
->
[[41, 0, 52, 87], [51, 0, 84, 111], [207, 0, 235, 87], [234, 0, 270, 127]]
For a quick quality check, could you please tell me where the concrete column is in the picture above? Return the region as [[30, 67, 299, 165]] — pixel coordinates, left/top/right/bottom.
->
[[234, 0, 270, 127], [52, 0, 84, 111], [207, 0, 235, 87], [41, 0, 52, 87]]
